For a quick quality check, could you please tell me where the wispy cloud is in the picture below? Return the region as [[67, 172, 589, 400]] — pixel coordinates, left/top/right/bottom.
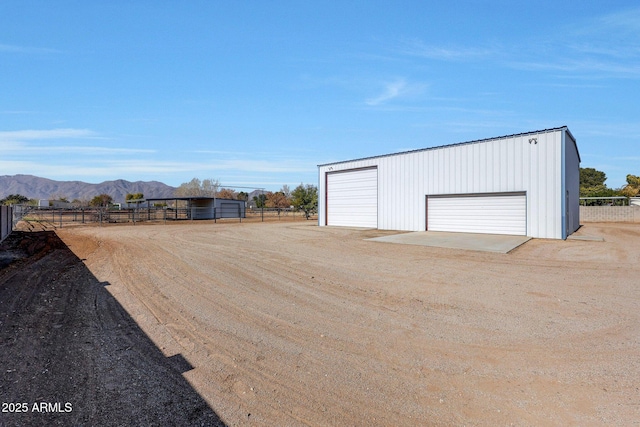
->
[[399, 38, 496, 61], [568, 43, 640, 60], [0, 144, 155, 155], [0, 43, 61, 54], [507, 7, 640, 79], [211, 159, 315, 173], [0, 142, 318, 187], [0, 128, 156, 155], [0, 159, 193, 178], [508, 58, 640, 77], [596, 7, 640, 34], [0, 128, 97, 141], [0, 110, 36, 115], [0, 128, 156, 156], [365, 79, 426, 106], [570, 121, 640, 140]]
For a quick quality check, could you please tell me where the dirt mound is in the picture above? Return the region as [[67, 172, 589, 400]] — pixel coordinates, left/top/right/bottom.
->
[[0, 231, 61, 270], [0, 230, 225, 426]]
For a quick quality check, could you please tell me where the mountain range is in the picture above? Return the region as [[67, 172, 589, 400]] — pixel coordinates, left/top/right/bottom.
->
[[0, 175, 177, 203]]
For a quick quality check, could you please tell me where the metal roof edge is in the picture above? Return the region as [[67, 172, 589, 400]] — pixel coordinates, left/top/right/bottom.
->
[[145, 197, 216, 201], [317, 126, 571, 167], [145, 197, 244, 200]]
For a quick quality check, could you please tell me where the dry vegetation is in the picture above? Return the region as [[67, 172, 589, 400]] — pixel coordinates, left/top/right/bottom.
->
[[1, 220, 639, 426]]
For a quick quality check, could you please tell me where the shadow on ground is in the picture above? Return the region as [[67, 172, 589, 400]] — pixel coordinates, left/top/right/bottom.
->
[[0, 231, 226, 426]]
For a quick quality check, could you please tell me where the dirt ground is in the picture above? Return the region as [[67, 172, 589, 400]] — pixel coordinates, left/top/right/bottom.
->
[[1, 220, 639, 426]]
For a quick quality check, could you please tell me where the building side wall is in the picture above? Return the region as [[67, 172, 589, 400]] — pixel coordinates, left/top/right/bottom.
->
[[564, 131, 581, 235], [319, 129, 568, 238]]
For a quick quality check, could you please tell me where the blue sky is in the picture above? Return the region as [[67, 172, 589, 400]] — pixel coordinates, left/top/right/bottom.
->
[[1, 1, 638, 191]]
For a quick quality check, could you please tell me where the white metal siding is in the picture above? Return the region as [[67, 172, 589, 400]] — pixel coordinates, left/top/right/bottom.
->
[[428, 193, 526, 235], [326, 168, 377, 227]]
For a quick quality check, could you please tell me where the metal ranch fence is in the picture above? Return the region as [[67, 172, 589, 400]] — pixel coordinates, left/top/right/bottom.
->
[[16, 205, 315, 229]]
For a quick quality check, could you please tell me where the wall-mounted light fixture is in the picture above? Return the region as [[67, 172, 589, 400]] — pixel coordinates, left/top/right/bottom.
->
[[529, 138, 538, 144]]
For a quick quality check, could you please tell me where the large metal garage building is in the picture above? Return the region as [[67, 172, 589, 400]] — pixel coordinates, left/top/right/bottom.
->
[[318, 127, 580, 239]]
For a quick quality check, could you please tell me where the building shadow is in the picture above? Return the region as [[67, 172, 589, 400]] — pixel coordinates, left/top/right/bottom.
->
[[0, 231, 226, 426]]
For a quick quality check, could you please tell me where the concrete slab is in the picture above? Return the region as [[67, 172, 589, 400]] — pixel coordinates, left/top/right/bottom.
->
[[366, 231, 532, 253]]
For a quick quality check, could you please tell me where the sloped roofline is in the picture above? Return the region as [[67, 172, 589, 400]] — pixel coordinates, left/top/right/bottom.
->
[[318, 126, 579, 167]]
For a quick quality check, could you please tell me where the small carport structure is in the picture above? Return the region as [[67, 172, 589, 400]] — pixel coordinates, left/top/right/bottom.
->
[[145, 197, 245, 220]]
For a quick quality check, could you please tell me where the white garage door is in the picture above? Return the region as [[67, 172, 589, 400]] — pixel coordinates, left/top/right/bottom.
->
[[327, 168, 377, 227], [428, 192, 526, 235]]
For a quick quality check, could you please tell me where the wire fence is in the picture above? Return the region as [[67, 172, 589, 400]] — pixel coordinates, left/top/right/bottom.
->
[[579, 197, 630, 206], [14, 205, 316, 229]]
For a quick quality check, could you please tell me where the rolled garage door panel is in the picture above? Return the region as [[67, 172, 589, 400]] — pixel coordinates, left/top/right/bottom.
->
[[327, 168, 377, 227], [428, 193, 526, 235]]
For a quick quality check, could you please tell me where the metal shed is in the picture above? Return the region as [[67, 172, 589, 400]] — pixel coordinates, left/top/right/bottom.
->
[[318, 127, 580, 239], [145, 197, 245, 220]]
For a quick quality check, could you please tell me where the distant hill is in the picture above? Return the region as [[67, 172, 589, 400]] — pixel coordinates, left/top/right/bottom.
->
[[0, 175, 176, 203]]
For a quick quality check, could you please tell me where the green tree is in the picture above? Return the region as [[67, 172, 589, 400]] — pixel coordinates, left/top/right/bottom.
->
[[253, 194, 267, 208], [580, 167, 607, 188], [126, 193, 144, 201], [579, 167, 622, 199], [580, 185, 619, 198], [291, 184, 318, 220], [237, 191, 249, 201], [621, 174, 640, 197], [0, 194, 30, 205], [90, 194, 113, 207]]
